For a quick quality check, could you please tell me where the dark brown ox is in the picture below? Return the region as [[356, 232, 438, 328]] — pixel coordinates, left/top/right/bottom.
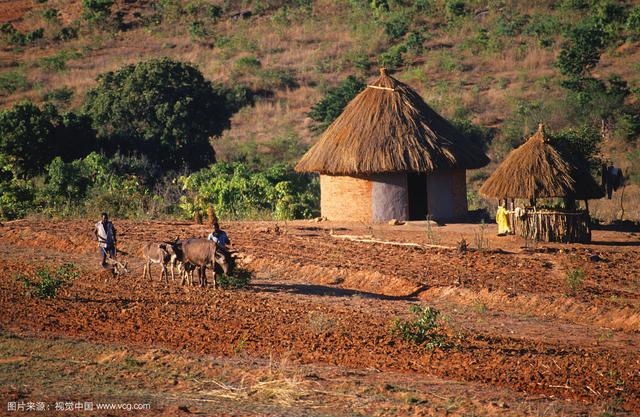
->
[[141, 242, 171, 283], [171, 238, 230, 288]]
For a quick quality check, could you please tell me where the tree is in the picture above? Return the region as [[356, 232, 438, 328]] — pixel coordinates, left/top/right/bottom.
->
[[84, 58, 236, 171], [556, 21, 606, 80], [0, 101, 55, 177], [308, 75, 365, 132]]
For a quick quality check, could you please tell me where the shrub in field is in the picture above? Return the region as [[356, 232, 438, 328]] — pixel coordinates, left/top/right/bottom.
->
[[391, 305, 449, 350], [42, 8, 60, 24], [16, 263, 78, 299], [82, 0, 114, 26], [1, 24, 44, 46], [217, 267, 252, 289], [0, 71, 29, 95], [566, 268, 585, 294]]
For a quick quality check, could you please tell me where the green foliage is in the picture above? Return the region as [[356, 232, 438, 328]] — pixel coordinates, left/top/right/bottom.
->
[[627, 6, 640, 36], [551, 127, 602, 174], [16, 263, 78, 299], [0, 101, 55, 177], [565, 268, 585, 295], [0, 71, 29, 95], [54, 25, 79, 42], [217, 267, 252, 288], [42, 8, 60, 24], [178, 162, 319, 220], [308, 75, 365, 132], [556, 20, 606, 79], [82, 0, 114, 26], [378, 44, 406, 70], [44, 86, 74, 104], [404, 31, 424, 55], [1, 23, 44, 46], [0, 175, 34, 220], [256, 68, 297, 90], [84, 58, 236, 171], [384, 12, 409, 40], [188, 20, 209, 39], [391, 305, 449, 350], [494, 12, 529, 37], [445, 0, 467, 19], [38, 52, 68, 72]]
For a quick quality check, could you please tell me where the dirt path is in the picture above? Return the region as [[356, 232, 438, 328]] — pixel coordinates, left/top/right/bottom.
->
[[1, 219, 639, 415]]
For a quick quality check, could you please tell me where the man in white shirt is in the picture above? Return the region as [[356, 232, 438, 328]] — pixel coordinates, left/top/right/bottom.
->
[[94, 212, 117, 267]]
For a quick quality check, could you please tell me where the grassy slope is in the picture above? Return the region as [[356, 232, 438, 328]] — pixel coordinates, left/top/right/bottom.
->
[[1, 0, 639, 220]]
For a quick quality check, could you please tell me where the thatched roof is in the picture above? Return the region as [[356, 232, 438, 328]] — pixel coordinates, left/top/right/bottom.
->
[[295, 68, 489, 174], [480, 124, 603, 200]]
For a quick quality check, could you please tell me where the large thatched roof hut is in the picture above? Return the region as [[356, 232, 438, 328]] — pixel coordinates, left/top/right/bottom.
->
[[479, 124, 603, 201], [480, 124, 603, 243], [296, 68, 489, 222]]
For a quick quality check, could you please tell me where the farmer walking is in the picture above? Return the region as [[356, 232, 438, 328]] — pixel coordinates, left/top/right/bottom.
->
[[94, 212, 117, 267]]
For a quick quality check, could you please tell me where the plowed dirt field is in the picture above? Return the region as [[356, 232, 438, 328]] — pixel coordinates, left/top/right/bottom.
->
[[1, 219, 639, 416]]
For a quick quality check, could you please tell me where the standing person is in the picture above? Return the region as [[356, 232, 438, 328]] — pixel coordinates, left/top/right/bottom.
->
[[94, 212, 117, 267], [207, 221, 230, 250]]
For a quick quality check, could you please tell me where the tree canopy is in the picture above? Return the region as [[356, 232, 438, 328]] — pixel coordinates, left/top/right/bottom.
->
[[84, 58, 235, 171]]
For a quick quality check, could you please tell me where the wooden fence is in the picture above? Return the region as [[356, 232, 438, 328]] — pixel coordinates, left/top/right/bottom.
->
[[506, 210, 591, 243]]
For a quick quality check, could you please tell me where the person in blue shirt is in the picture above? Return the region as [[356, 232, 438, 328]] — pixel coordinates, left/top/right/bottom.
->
[[207, 221, 230, 249]]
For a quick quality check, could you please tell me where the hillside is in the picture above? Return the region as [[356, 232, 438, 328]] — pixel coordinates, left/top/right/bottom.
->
[[1, 0, 640, 220]]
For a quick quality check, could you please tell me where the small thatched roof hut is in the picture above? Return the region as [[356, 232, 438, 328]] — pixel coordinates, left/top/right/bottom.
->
[[296, 68, 489, 222], [479, 124, 603, 200], [480, 124, 603, 243]]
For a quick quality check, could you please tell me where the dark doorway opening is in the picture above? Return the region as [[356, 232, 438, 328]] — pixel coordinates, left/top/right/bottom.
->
[[407, 173, 428, 220]]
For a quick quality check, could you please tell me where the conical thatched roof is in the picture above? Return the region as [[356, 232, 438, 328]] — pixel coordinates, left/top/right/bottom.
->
[[480, 124, 603, 200], [295, 69, 489, 174]]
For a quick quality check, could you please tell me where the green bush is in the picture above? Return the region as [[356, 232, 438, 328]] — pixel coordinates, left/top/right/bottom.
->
[[391, 305, 450, 350], [384, 13, 409, 40], [16, 263, 78, 299], [565, 268, 585, 295], [188, 20, 208, 39], [178, 162, 319, 220], [378, 44, 406, 70], [44, 86, 74, 104], [0, 71, 29, 95], [256, 68, 297, 90], [54, 26, 79, 41], [42, 8, 59, 24], [38, 53, 67, 72], [82, 0, 114, 26], [1, 24, 44, 46], [627, 5, 640, 36], [217, 267, 252, 288], [556, 20, 606, 79], [308, 75, 365, 132]]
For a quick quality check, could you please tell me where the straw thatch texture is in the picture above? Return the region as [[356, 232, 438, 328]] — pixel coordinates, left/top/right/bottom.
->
[[295, 69, 489, 174], [480, 124, 603, 200]]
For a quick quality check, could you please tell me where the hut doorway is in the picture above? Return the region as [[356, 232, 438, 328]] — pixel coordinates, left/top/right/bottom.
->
[[407, 173, 428, 220]]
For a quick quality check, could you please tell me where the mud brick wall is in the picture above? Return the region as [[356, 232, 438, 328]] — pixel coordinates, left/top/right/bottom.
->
[[320, 175, 372, 222], [426, 169, 468, 221]]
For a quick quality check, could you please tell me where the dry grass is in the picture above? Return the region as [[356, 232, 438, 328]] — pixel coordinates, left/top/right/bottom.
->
[[189, 356, 312, 406]]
